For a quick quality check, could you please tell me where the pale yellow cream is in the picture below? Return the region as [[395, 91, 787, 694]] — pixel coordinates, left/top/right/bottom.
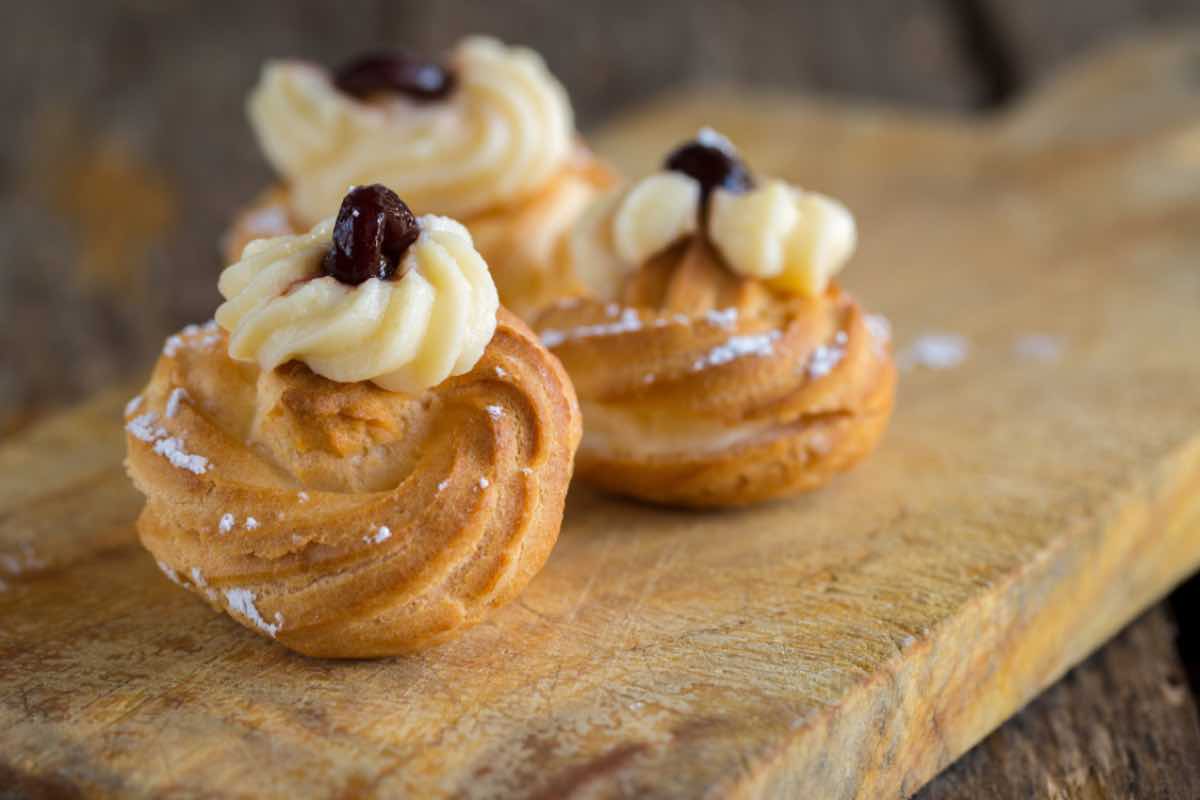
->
[[709, 181, 856, 296], [248, 36, 574, 224], [612, 171, 700, 265], [215, 215, 498, 393], [570, 133, 857, 299]]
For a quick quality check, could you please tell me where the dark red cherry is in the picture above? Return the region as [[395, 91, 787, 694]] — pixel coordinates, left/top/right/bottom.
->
[[322, 185, 420, 285], [663, 133, 755, 205], [333, 51, 456, 102]]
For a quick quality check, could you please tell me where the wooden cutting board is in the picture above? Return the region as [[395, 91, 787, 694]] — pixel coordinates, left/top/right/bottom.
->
[[3, 34, 1200, 799]]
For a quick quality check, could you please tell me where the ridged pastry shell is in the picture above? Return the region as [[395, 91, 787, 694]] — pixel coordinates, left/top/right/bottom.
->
[[535, 239, 895, 507], [124, 310, 580, 657]]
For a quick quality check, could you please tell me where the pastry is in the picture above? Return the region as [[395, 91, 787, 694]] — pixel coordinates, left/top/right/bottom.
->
[[535, 130, 895, 507], [126, 185, 581, 657], [226, 36, 616, 319]]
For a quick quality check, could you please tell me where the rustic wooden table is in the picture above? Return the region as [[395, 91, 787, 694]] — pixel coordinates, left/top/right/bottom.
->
[[3, 3, 1200, 797]]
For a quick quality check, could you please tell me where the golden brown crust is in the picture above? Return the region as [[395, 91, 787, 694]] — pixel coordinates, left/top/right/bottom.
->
[[469, 149, 618, 319], [223, 147, 618, 320], [124, 310, 581, 657], [535, 240, 896, 507]]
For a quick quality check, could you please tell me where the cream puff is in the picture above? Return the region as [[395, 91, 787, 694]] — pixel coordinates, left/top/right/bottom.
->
[[535, 130, 895, 507], [226, 36, 616, 319], [127, 185, 581, 657]]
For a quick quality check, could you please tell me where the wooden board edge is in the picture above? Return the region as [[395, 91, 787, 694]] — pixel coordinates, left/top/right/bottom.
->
[[915, 605, 1200, 798], [725, 433, 1200, 798]]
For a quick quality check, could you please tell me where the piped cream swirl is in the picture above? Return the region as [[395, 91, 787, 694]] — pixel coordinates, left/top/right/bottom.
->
[[709, 181, 856, 296], [248, 36, 574, 224], [569, 134, 857, 300], [215, 216, 498, 393]]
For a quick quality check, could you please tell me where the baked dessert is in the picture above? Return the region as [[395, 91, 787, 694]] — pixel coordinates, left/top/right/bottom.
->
[[227, 36, 615, 319], [536, 130, 895, 507], [126, 185, 581, 657]]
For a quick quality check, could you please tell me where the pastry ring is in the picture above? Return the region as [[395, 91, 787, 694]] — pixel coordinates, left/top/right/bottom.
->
[[535, 131, 895, 507], [225, 36, 615, 319], [126, 187, 580, 657]]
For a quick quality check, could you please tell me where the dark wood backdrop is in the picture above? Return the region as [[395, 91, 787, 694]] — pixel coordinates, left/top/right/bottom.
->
[[3, 2, 1200, 797], [3, 0, 1199, 426]]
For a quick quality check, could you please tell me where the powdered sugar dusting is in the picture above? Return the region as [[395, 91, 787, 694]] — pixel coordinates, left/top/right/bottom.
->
[[163, 320, 221, 357], [478, 477, 490, 489], [551, 297, 582, 311], [296, 491, 309, 503], [165, 387, 189, 418], [693, 331, 781, 371], [897, 333, 969, 371], [437, 479, 450, 492], [704, 307, 738, 329], [807, 331, 848, 379], [808, 430, 832, 455], [157, 560, 183, 586], [224, 588, 282, 638], [124, 395, 143, 417], [189, 566, 217, 601], [152, 437, 210, 474], [126, 412, 165, 442], [494, 366, 508, 378], [218, 513, 235, 534], [128, 411, 209, 474], [485, 404, 503, 420], [364, 525, 392, 545], [1, 543, 46, 577], [1013, 333, 1063, 363], [865, 314, 892, 357], [651, 313, 692, 329], [540, 308, 643, 348], [197, 320, 222, 349], [865, 314, 892, 345], [244, 516, 259, 531]]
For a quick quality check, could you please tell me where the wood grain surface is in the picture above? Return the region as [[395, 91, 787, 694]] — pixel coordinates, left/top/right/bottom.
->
[[4, 31, 1200, 800], [917, 607, 1200, 799]]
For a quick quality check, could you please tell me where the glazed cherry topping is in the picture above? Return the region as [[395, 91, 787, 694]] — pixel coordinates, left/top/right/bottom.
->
[[322, 184, 420, 286], [333, 51, 456, 102], [663, 134, 755, 206]]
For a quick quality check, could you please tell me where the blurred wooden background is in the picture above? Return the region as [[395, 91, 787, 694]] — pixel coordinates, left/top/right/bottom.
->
[[2, 2, 1200, 797], [3, 0, 1200, 426]]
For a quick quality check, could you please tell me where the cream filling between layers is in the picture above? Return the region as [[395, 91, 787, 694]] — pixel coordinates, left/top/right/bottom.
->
[[215, 215, 498, 393], [579, 402, 776, 458], [249, 36, 575, 224]]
